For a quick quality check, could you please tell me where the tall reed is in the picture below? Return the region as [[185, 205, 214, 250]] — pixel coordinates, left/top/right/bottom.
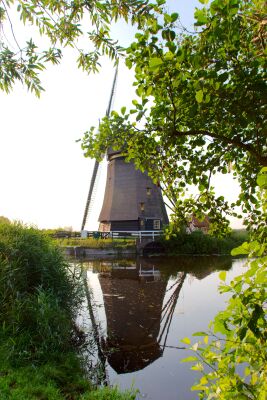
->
[[0, 223, 83, 365]]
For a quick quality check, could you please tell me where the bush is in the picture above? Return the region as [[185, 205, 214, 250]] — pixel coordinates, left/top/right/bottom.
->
[[0, 223, 137, 400], [0, 223, 83, 364], [162, 230, 248, 255]]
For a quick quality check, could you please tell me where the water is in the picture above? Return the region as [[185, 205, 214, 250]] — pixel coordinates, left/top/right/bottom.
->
[[77, 256, 247, 400]]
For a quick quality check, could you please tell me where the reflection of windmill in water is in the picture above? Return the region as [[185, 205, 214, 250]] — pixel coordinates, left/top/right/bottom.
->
[[98, 259, 186, 374], [81, 67, 168, 232]]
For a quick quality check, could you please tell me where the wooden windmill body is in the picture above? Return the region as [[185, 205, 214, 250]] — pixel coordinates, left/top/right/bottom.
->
[[98, 148, 168, 232], [81, 69, 168, 232]]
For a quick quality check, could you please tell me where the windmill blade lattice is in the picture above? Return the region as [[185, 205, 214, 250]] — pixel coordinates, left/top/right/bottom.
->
[[81, 66, 118, 231]]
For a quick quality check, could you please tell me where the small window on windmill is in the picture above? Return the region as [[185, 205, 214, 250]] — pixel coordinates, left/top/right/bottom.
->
[[140, 202, 145, 211], [153, 219, 161, 230], [146, 187, 151, 196]]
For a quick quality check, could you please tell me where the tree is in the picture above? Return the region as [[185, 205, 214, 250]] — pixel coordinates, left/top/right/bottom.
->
[[0, 216, 10, 224], [0, 0, 163, 96], [181, 169, 267, 399], [81, 0, 267, 397], [82, 0, 266, 236]]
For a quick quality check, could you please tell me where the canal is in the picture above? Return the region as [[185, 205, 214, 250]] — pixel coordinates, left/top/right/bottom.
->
[[77, 256, 247, 400]]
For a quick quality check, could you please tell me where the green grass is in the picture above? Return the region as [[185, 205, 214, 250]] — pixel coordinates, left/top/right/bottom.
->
[[0, 223, 137, 400], [55, 237, 136, 249], [81, 387, 137, 400], [0, 363, 136, 400], [0, 358, 91, 400]]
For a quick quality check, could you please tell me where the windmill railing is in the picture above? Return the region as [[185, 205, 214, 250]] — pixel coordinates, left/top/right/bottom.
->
[[81, 230, 163, 241]]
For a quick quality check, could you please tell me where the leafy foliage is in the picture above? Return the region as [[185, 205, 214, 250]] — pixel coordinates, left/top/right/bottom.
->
[[81, 0, 266, 236], [181, 257, 267, 399], [0, 0, 163, 95], [181, 168, 267, 399]]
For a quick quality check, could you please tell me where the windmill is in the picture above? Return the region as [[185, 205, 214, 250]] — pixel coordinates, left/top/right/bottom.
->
[[81, 67, 168, 233]]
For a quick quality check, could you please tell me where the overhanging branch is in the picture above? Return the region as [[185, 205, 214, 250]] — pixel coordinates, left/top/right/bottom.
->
[[171, 129, 267, 166]]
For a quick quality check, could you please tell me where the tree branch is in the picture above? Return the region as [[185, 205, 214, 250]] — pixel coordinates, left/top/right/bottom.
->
[[1, 0, 22, 53], [170, 129, 267, 166]]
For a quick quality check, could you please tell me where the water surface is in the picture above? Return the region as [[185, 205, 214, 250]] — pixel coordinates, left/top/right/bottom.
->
[[78, 256, 247, 400]]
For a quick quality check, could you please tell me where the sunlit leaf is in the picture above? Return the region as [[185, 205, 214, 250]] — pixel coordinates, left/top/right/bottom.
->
[[195, 90, 203, 103], [181, 337, 191, 345]]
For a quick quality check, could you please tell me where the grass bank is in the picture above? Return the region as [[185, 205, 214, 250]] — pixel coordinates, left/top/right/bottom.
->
[[55, 231, 248, 256], [162, 229, 249, 255], [55, 237, 136, 250], [0, 223, 136, 400]]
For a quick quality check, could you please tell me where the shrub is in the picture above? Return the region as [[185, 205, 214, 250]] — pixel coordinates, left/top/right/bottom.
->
[[0, 223, 137, 400], [0, 223, 83, 364], [162, 230, 248, 255]]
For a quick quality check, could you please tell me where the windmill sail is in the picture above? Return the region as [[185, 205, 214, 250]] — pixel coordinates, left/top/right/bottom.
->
[[81, 66, 118, 231]]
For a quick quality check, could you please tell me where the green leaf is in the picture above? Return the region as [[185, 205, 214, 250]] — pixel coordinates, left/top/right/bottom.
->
[[213, 318, 230, 334], [181, 337, 191, 345], [256, 172, 267, 188], [194, 9, 208, 25], [171, 13, 179, 22], [231, 242, 250, 256], [149, 57, 163, 70], [191, 363, 204, 372], [192, 331, 208, 336], [181, 356, 199, 363], [195, 90, 203, 103], [146, 86, 153, 96], [164, 14, 172, 24], [191, 384, 206, 391], [219, 271, 227, 281], [200, 376, 208, 385], [205, 94, 210, 103]]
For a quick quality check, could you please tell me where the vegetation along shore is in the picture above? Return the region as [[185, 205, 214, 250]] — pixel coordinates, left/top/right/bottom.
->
[[0, 223, 136, 400]]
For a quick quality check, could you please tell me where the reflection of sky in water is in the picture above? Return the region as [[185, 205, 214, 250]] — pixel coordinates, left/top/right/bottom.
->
[[81, 257, 247, 400]]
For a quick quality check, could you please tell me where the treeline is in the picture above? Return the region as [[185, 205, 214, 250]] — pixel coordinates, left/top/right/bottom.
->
[[162, 230, 248, 255], [0, 223, 136, 400]]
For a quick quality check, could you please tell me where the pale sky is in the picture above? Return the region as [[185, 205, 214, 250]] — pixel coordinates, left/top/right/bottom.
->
[[0, 1, 243, 231]]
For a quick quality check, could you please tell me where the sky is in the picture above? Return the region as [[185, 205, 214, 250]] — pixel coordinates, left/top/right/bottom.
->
[[0, 0, 243, 231]]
